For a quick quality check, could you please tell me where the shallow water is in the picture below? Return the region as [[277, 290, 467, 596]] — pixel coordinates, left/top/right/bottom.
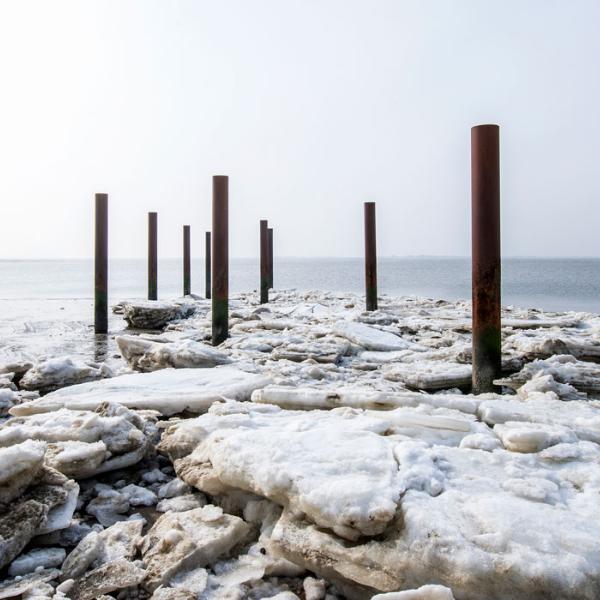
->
[[1, 257, 599, 312], [0, 257, 598, 364]]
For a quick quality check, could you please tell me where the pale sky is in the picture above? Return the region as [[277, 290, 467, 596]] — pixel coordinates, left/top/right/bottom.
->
[[1, 0, 599, 259]]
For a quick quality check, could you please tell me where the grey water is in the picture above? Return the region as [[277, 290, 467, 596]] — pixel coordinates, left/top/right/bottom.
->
[[1, 257, 599, 313]]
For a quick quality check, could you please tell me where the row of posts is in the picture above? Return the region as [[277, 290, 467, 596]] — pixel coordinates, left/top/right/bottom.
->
[[94, 124, 500, 394]]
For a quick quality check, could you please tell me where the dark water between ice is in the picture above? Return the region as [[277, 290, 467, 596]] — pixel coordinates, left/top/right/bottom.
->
[[0, 257, 599, 313]]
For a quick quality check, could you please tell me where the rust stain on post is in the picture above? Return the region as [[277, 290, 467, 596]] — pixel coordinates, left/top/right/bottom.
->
[[148, 212, 158, 301], [94, 193, 108, 334], [205, 231, 211, 300], [183, 225, 191, 296], [364, 202, 378, 311], [268, 227, 273, 289], [212, 176, 229, 345], [260, 220, 269, 303], [471, 124, 501, 394]]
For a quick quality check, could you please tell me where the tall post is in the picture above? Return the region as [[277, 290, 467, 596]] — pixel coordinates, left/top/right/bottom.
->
[[148, 212, 158, 300], [364, 202, 378, 311], [212, 176, 229, 345], [260, 220, 269, 303], [94, 193, 108, 334], [205, 231, 211, 300], [183, 225, 191, 296], [268, 227, 273, 289], [471, 124, 501, 394]]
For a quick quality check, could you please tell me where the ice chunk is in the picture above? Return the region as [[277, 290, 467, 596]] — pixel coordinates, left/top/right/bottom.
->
[[12, 367, 271, 417], [495, 421, 578, 453], [1, 403, 150, 477], [372, 585, 455, 599], [252, 386, 480, 414], [140, 505, 250, 591], [334, 321, 423, 351], [68, 559, 146, 600], [0, 439, 46, 504], [8, 547, 66, 577], [160, 403, 400, 540], [62, 520, 143, 580], [117, 335, 232, 372], [122, 300, 196, 329], [19, 357, 111, 394]]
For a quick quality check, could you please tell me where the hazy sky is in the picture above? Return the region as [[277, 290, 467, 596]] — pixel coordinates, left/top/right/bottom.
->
[[1, 0, 599, 259]]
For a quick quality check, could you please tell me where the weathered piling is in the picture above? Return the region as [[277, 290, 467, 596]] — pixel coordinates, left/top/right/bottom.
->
[[94, 193, 108, 334], [205, 231, 211, 300], [212, 176, 228, 345], [471, 124, 501, 394], [268, 227, 273, 289], [183, 225, 191, 296], [260, 220, 269, 303], [364, 202, 378, 311], [148, 212, 158, 301]]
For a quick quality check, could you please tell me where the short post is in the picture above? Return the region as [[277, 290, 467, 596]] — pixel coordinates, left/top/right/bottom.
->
[[268, 227, 273, 289], [183, 225, 191, 296], [205, 231, 211, 300], [260, 220, 269, 303], [212, 176, 229, 345], [471, 124, 501, 394], [94, 193, 108, 334], [148, 212, 158, 300], [364, 202, 378, 311]]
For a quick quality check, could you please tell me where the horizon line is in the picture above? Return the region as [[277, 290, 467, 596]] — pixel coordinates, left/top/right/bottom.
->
[[1, 255, 600, 261]]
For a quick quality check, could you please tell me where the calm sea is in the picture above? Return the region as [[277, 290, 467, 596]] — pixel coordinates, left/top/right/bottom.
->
[[1, 257, 599, 313]]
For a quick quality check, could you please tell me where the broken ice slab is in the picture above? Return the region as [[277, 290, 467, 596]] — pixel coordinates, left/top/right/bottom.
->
[[495, 354, 600, 398], [1, 403, 152, 478], [11, 366, 272, 417], [333, 321, 426, 352], [122, 300, 197, 330], [251, 386, 481, 414], [117, 335, 232, 372]]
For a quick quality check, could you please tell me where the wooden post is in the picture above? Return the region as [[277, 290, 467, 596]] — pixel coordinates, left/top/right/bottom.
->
[[212, 176, 229, 345], [268, 227, 273, 289], [260, 220, 269, 303], [94, 193, 108, 334], [205, 231, 211, 300], [471, 124, 501, 394], [364, 202, 377, 311], [183, 225, 191, 296], [148, 212, 158, 300]]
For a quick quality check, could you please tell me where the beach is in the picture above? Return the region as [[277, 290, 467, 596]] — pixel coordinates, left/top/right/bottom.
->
[[1, 288, 600, 599]]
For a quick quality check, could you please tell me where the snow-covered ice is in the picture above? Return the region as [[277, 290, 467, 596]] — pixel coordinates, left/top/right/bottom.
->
[[1, 290, 600, 599], [11, 366, 272, 417]]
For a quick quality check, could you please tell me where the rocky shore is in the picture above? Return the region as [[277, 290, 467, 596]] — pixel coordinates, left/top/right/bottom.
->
[[1, 290, 600, 599]]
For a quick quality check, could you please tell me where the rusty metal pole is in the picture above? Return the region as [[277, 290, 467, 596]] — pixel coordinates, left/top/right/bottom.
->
[[260, 220, 269, 303], [183, 225, 191, 296], [471, 124, 501, 394], [364, 202, 378, 311], [268, 227, 273, 289], [94, 193, 108, 334], [212, 176, 228, 345], [205, 231, 211, 300], [148, 212, 158, 300]]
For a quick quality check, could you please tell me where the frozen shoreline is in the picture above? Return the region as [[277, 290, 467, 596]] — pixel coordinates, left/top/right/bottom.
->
[[1, 290, 600, 599]]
